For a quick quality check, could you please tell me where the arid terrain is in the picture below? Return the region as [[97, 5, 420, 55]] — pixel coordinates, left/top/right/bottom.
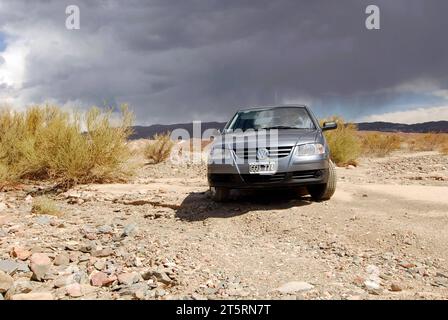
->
[[1, 146, 448, 300]]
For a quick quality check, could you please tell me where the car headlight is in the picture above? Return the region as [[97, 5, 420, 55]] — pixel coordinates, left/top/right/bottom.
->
[[295, 143, 325, 156], [208, 147, 233, 163]]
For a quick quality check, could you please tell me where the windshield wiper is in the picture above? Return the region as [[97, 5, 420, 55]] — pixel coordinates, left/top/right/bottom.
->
[[259, 126, 301, 130]]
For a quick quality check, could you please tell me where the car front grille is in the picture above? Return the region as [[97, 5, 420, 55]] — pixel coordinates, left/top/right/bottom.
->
[[233, 146, 293, 160], [241, 172, 287, 184], [291, 170, 323, 180]]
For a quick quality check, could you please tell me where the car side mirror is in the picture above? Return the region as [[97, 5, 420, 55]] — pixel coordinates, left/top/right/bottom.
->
[[322, 121, 337, 131]]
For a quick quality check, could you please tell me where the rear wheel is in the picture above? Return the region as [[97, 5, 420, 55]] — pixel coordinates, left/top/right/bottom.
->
[[307, 161, 337, 201], [210, 187, 230, 202]]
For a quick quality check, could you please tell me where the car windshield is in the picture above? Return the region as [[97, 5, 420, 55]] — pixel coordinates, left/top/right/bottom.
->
[[226, 107, 316, 131]]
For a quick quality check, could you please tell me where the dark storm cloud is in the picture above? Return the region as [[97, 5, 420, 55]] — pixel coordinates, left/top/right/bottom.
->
[[1, 0, 448, 123]]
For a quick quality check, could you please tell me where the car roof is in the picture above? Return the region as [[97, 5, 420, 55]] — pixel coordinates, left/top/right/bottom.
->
[[237, 105, 309, 112]]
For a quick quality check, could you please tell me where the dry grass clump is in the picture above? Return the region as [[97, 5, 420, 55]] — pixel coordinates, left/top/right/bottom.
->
[[31, 197, 62, 217], [440, 143, 448, 155], [407, 133, 448, 153], [360, 132, 401, 157], [0, 105, 134, 189], [321, 117, 361, 166], [144, 132, 175, 164]]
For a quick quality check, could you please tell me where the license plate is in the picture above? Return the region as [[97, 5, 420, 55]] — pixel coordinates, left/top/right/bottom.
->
[[249, 161, 278, 174]]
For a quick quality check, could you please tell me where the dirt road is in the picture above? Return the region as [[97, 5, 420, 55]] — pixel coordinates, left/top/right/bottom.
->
[[1, 151, 447, 299]]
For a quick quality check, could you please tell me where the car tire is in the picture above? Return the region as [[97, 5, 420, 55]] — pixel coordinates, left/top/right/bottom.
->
[[307, 160, 337, 201], [210, 187, 230, 202]]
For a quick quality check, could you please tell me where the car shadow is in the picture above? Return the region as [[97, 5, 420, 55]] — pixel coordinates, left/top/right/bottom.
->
[[175, 188, 313, 221]]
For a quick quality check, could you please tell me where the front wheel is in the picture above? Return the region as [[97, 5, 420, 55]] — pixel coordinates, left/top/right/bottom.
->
[[307, 161, 337, 201], [210, 187, 230, 202]]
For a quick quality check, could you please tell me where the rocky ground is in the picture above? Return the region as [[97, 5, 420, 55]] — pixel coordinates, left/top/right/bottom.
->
[[1, 150, 448, 300]]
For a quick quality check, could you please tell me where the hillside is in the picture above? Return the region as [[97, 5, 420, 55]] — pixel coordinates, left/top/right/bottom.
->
[[129, 121, 448, 139]]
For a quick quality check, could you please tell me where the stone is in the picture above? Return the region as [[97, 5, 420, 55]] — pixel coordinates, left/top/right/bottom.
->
[[30, 253, 52, 281], [54, 274, 79, 288], [0, 228, 7, 237], [34, 216, 51, 225], [142, 269, 173, 285], [53, 253, 70, 266], [72, 270, 89, 285], [275, 281, 314, 294], [0, 259, 19, 274], [94, 260, 106, 271], [134, 289, 145, 300], [118, 283, 147, 298], [366, 265, 380, 275], [117, 272, 140, 286], [5, 280, 33, 297], [0, 270, 14, 293], [364, 280, 380, 290], [10, 292, 54, 300], [11, 247, 32, 261], [399, 262, 416, 269], [91, 248, 114, 258], [69, 251, 81, 263], [390, 283, 402, 292], [79, 254, 90, 262], [121, 223, 137, 237], [85, 233, 97, 240], [65, 283, 83, 297], [90, 271, 116, 287], [79, 244, 93, 253], [97, 225, 113, 234], [54, 277, 68, 288], [155, 288, 166, 297], [133, 257, 143, 267], [18, 262, 30, 273]]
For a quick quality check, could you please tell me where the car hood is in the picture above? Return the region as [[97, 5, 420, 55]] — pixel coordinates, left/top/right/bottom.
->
[[217, 129, 321, 148]]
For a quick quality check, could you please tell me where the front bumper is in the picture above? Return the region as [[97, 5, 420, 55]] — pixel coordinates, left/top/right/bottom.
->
[[208, 156, 330, 189]]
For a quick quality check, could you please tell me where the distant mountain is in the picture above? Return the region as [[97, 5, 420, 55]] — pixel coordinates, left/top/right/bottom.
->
[[129, 122, 227, 140], [355, 121, 448, 133], [129, 120, 448, 139]]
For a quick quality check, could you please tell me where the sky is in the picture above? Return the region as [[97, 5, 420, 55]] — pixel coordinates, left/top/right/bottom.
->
[[0, 0, 448, 125]]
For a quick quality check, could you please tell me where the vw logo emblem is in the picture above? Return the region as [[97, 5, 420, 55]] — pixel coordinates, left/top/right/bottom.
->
[[256, 148, 269, 160]]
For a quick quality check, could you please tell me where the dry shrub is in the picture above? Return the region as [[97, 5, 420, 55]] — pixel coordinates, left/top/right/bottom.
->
[[361, 132, 401, 157], [321, 116, 361, 166], [440, 143, 448, 155], [31, 197, 62, 217], [144, 132, 174, 164], [0, 105, 134, 188], [407, 133, 448, 153]]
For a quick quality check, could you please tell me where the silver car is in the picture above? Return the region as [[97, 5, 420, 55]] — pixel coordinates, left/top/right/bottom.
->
[[207, 105, 337, 202]]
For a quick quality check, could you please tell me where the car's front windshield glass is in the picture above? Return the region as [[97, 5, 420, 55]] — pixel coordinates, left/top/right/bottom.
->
[[226, 107, 316, 131]]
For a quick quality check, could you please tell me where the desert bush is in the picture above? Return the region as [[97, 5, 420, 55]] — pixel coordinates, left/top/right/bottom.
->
[[31, 196, 62, 216], [144, 132, 175, 164], [407, 133, 448, 153], [0, 105, 134, 188], [440, 143, 448, 155], [321, 117, 361, 166], [361, 133, 401, 157]]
